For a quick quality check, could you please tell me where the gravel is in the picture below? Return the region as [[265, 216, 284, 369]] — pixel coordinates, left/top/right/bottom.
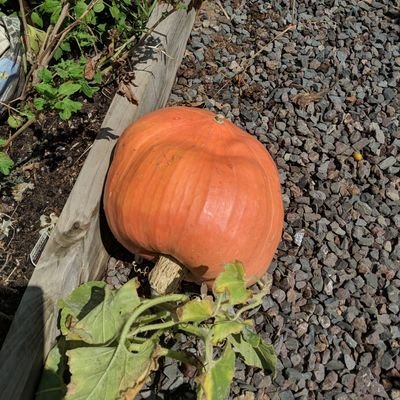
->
[[136, 0, 400, 398]]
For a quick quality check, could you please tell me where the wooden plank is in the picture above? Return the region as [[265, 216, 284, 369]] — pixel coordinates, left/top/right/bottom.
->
[[0, 3, 197, 398]]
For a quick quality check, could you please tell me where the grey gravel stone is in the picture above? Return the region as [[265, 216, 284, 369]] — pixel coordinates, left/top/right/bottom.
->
[[161, 1, 400, 398]]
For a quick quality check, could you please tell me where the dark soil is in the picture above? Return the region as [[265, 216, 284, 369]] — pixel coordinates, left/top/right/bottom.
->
[[0, 87, 116, 347]]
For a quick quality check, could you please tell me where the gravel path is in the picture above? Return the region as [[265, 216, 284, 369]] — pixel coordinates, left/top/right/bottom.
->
[[165, 0, 400, 399]]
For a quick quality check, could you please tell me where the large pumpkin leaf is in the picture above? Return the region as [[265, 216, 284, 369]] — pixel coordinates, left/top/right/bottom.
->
[[213, 262, 251, 305], [59, 281, 106, 336], [70, 279, 141, 344], [36, 339, 67, 400], [211, 321, 246, 345], [229, 329, 276, 377], [176, 297, 215, 323], [66, 339, 159, 400], [198, 344, 235, 400]]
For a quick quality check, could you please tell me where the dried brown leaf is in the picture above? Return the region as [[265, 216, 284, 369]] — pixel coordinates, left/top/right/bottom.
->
[[117, 81, 139, 105], [12, 182, 34, 202], [291, 91, 324, 107], [84, 55, 101, 80], [346, 95, 357, 105]]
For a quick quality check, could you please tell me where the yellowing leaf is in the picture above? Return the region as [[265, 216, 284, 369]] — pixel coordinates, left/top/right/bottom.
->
[[36, 340, 67, 400], [212, 321, 246, 345], [230, 329, 277, 377], [66, 339, 159, 400], [213, 262, 251, 305], [199, 344, 235, 400], [59, 281, 106, 336], [176, 297, 215, 323], [26, 25, 46, 57], [70, 279, 141, 344]]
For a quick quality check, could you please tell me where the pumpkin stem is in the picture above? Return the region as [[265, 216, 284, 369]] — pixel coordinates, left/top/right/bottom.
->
[[149, 255, 186, 295], [214, 114, 225, 124]]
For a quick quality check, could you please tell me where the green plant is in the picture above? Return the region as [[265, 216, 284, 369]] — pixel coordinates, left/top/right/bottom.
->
[[0, 139, 14, 175], [0, 0, 187, 175], [36, 262, 276, 400]]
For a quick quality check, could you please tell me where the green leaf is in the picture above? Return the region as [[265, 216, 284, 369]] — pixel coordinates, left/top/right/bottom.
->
[[60, 41, 71, 52], [0, 152, 14, 175], [33, 97, 46, 111], [96, 23, 106, 32], [42, 0, 60, 13], [176, 298, 215, 323], [229, 329, 277, 377], [31, 11, 43, 28], [213, 262, 251, 305], [58, 83, 82, 97], [50, 6, 62, 24], [59, 281, 106, 336], [55, 99, 82, 120], [54, 48, 63, 60], [21, 108, 35, 120], [110, 4, 120, 19], [35, 82, 57, 97], [69, 279, 141, 344], [54, 60, 84, 79], [36, 340, 67, 400], [66, 339, 159, 400], [93, 0, 105, 13], [71, 30, 96, 47], [212, 321, 246, 345], [38, 67, 53, 83], [94, 71, 102, 84], [80, 81, 98, 98], [7, 115, 23, 129], [74, 1, 87, 17], [199, 344, 235, 400]]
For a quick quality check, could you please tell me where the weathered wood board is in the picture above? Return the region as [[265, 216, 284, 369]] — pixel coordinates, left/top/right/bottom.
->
[[0, 2, 197, 398]]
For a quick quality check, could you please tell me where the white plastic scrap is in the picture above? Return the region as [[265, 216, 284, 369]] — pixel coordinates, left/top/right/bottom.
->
[[294, 229, 305, 247], [0, 16, 24, 115]]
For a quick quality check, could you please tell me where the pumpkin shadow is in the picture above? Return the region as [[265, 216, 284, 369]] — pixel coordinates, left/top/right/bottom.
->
[[99, 144, 135, 263]]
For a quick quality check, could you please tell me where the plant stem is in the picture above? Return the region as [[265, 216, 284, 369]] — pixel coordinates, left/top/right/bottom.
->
[[120, 294, 188, 344], [178, 323, 208, 339], [18, 0, 30, 57], [2, 117, 36, 149], [137, 310, 171, 325], [204, 330, 214, 368], [233, 296, 263, 321], [130, 319, 179, 337], [164, 349, 202, 370]]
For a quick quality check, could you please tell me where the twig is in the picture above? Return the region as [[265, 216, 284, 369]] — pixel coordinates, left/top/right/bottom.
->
[[0, 101, 21, 114], [291, 0, 297, 24], [0, 254, 11, 274], [111, 5, 176, 63], [20, 26, 53, 99], [241, 24, 296, 71], [5, 265, 18, 283], [216, 0, 230, 20], [18, 0, 30, 57], [215, 23, 296, 96], [32, 3, 70, 85], [2, 117, 37, 149]]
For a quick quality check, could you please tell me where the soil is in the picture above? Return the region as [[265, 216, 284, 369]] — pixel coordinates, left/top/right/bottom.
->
[[0, 85, 116, 347]]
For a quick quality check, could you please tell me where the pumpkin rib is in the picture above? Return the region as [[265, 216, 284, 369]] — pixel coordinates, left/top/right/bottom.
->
[[241, 135, 283, 266]]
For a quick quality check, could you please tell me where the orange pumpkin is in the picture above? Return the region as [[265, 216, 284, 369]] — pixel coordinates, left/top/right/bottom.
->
[[104, 106, 283, 286]]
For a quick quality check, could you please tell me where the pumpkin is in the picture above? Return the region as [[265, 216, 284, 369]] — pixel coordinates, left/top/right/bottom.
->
[[104, 106, 284, 287]]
